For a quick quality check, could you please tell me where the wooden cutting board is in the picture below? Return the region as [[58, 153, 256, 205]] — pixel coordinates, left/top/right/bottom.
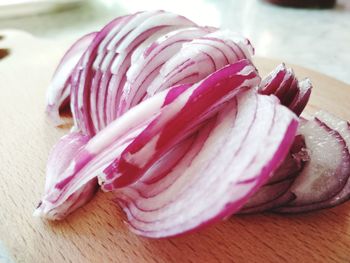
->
[[0, 30, 349, 263]]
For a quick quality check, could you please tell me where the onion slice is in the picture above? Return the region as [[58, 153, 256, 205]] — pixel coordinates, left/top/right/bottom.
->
[[72, 11, 197, 135], [259, 64, 312, 116], [34, 132, 97, 219], [239, 135, 308, 213], [113, 89, 298, 238], [119, 27, 215, 113], [275, 115, 350, 212], [46, 32, 97, 126], [288, 78, 312, 116], [70, 16, 129, 134], [267, 135, 308, 184]]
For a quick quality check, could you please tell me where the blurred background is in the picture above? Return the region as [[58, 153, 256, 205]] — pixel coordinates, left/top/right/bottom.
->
[[0, 0, 349, 83]]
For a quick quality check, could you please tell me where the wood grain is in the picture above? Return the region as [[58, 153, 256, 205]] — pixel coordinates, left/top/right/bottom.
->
[[0, 30, 349, 263]]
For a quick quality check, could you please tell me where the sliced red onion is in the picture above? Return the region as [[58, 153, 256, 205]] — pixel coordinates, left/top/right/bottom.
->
[[113, 90, 298, 238], [315, 111, 350, 147], [275, 116, 350, 212], [71, 12, 149, 134], [197, 30, 254, 61], [310, 111, 350, 208], [139, 134, 197, 186], [72, 11, 197, 136], [71, 14, 137, 135], [242, 112, 350, 214], [89, 15, 134, 133], [36, 60, 259, 220], [34, 83, 190, 217], [239, 135, 308, 213], [95, 27, 173, 131], [70, 16, 128, 135], [113, 11, 197, 53], [267, 134, 308, 185], [109, 26, 204, 119], [37, 11, 350, 237], [288, 78, 312, 116], [145, 29, 254, 97], [33, 132, 97, 219], [104, 25, 186, 123], [259, 64, 312, 116], [132, 120, 215, 199], [290, 118, 349, 204], [100, 13, 197, 128], [259, 63, 290, 95], [46, 32, 96, 126], [101, 60, 260, 190], [118, 27, 215, 113]]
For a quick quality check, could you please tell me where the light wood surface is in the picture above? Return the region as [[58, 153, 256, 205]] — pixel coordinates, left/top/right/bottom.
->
[[0, 30, 349, 263]]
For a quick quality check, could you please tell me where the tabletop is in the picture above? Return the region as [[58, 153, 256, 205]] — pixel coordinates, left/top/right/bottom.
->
[[0, 0, 349, 84]]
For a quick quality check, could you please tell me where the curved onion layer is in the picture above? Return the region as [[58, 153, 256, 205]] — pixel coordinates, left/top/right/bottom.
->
[[118, 27, 215, 114], [259, 64, 312, 115], [114, 90, 298, 237], [259, 63, 297, 98], [288, 79, 312, 116], [46, 32, 97, 125], [145, 30, 253, 98], [267, 135, 308, 185], [34, 132, 97, 219], [285, 119, 350, 204], [70, 15, 130, 134]]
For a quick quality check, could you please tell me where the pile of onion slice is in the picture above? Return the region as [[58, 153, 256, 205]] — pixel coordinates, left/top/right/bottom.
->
[[35, 10, 350, 238]]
